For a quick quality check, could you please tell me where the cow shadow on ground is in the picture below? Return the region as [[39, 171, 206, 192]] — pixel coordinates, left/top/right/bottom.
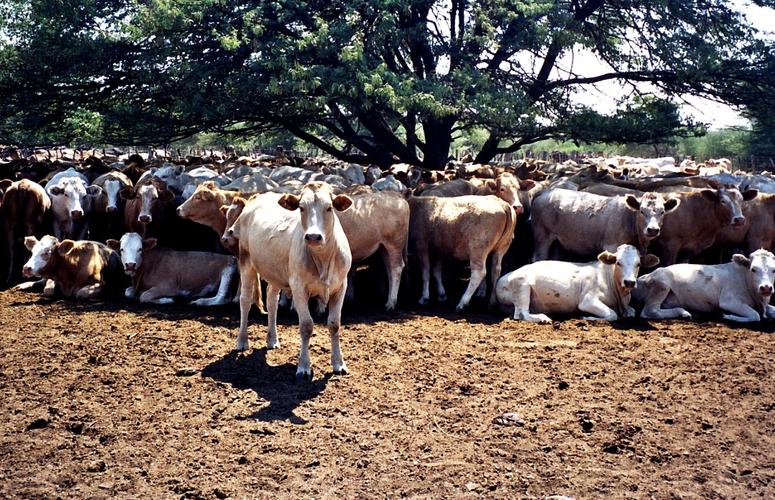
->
[[200, 348, 330, 424]]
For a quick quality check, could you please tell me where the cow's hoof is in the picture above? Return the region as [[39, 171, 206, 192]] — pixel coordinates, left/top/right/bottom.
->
[[455, 304, 467, 313], [418, 297, 429, 306], [438, 294, 447, 303], [333, 364, 349, 376], [680, 311, 692, 319], [235, 341, 249, 352], [295, 369, 313, 383], [266, 339, 280, 350]]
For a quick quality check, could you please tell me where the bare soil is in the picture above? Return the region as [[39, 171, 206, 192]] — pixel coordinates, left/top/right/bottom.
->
[[0, 289, 774, 499]]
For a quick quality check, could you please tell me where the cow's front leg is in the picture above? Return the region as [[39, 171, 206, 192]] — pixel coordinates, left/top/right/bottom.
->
[[139, 287, 175, 304], [75, 283, 104, 300], [236, 262, 257, 351], [327, 284, 348, 375], [721, 301, 761, 323], [764, 303, 775, 320], [291, 284, 315, 382], [42, 279, 56, 298], [622, 304, 636, 319], [579, 295, 618, 321]]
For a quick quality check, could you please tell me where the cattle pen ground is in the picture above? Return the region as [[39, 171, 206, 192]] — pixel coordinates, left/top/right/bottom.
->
[[0, 290, 773, 499]]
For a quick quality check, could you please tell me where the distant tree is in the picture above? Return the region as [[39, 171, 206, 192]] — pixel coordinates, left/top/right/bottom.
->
[[1, 0, 773, 168]]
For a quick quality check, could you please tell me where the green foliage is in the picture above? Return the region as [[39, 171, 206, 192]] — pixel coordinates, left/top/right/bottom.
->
[[0, 0, 773, 168]]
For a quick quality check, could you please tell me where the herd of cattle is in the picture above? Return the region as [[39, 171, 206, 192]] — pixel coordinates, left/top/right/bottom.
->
[[2, 149, 775, 378]]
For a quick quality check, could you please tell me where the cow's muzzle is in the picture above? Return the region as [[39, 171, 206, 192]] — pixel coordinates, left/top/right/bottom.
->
[[512, 205, 523, 216], [622, 279, 636, 289], [22, 266, 33, 277], [124, 263, 137, 274], [732, 216, 746, 226], [139, 214, 151, 223], [304, 233, 323, 244], [645, 227, 660, 237], [106, 206, 117, 213], [176, 207, 184, 217], [760, 284, 773, 297], [71, 210, 83, 219]]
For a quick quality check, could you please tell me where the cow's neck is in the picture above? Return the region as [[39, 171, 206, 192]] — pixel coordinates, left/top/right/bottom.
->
[[742, 268, 767, 314], [603, 264, 629, 315], [304, 241, 340, 289]]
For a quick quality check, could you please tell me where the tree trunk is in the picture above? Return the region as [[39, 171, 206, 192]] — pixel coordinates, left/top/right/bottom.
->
[[420, 116, 456, 170], [474, 135, 501, 164]]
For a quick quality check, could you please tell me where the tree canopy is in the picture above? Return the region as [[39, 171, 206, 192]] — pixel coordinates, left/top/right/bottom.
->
[[1, 0, 774, 168]]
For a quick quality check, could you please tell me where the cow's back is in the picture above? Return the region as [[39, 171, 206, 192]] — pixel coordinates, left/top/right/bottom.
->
[[338, 192, 410, 262], [239, 193, 296, 287]]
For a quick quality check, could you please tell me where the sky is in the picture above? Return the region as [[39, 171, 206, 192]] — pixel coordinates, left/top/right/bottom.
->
[[567, 1, 775, 130]]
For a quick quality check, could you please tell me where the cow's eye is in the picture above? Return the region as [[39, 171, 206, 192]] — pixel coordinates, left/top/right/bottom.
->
[[616, 262, 622, 267], [299, 207, 305, 212], [327, 207, 332, 212]]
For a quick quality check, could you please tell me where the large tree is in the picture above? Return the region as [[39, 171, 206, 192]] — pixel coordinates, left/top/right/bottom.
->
[[1, 0, 774, 168]]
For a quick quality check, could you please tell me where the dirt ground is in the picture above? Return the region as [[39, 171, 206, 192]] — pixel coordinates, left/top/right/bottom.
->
[[1, 289, 774, 499]]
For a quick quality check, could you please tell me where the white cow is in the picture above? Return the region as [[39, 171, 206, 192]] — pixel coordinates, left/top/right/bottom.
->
[[107, 232, 237, 305], [496, 244, 659, 322], [45, 168, 102, 240], [228, 181, 353, 380], [635, 249, 775, 322]]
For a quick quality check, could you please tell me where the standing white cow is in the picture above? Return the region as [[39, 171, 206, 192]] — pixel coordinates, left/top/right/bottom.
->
[[228, 182, 353, 381], [635, 249, 775, 322], [496, 244, 659, 322], [45, 168, 102, 240]]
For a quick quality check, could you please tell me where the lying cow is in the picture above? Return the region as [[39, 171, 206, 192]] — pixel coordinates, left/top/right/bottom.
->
[[19, 235, 123, 299], [531, 189, 679, 260], [227, 182, 353, 380], [107, 232, 237, 305], [496, 244, 659, 322], [634, 249, 775, 322], [408, 195, 516, 311]]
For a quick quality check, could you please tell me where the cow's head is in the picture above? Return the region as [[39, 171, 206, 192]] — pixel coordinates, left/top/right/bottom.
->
[[598, 244, 660, 291], [702, 187, 757, 227], [220, 197, 247, 251], [22, 235, 73, 278], [107, 232, 156, 276], [486, 173, 535, 216], [49, 178, 100, 220], [133, 183, 175, 224], [278, 181, 352, 248], [625, 192, 680, 239], [177, 181, 219, 220], [733, 249, 775, 300], [151, 164, 185, 189], [100, 178, 124, 214]]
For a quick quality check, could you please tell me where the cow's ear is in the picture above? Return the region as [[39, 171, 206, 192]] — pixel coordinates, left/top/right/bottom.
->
[[701, 189, 719, 201], [597, 251, 617, 265], [641, 254, 660, 268], [278, 193, 300, 211], [120, 186, 135, 200], [24, 236, 39, 250], [519, 179, 536, 191], [49, 185, 64, 196], [527, 163, 537, 172], [486, 180, 497, 191], [199, 189, 214, 201], [332, 194, 353, 211], [624, 194, 640, 211], [0, 179, 13, 193], [201, 180, 218, 190], [743, 189, 758, 201], [86, 185, 103, 197], [143, 238, 157, 251], [664, 197, 680, 212], [159, 189, 175, 202], [219, 205, 229, 215], [732, 254, 751, 267], [106, 239, 120, 251], [57, 240, 74, 256]]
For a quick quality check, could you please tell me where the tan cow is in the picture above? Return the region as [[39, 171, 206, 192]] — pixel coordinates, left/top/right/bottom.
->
[[418, 173, 534, 215], [19, 235, 123, 299], [107, 232, 237, 305], [227, 182, 353, 381], [408, 195, 516, 311], [714, 193, 775, 254], [176, 181, 242, 246]]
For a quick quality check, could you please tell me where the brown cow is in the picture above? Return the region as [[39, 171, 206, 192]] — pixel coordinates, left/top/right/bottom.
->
[[121, 178, 176, 239], [714, 192, 775, 254], [653, 187, 757, 265], [19, 235, 123, 299], [2, 179, 51, 285], [408, 195, 516, 311]]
